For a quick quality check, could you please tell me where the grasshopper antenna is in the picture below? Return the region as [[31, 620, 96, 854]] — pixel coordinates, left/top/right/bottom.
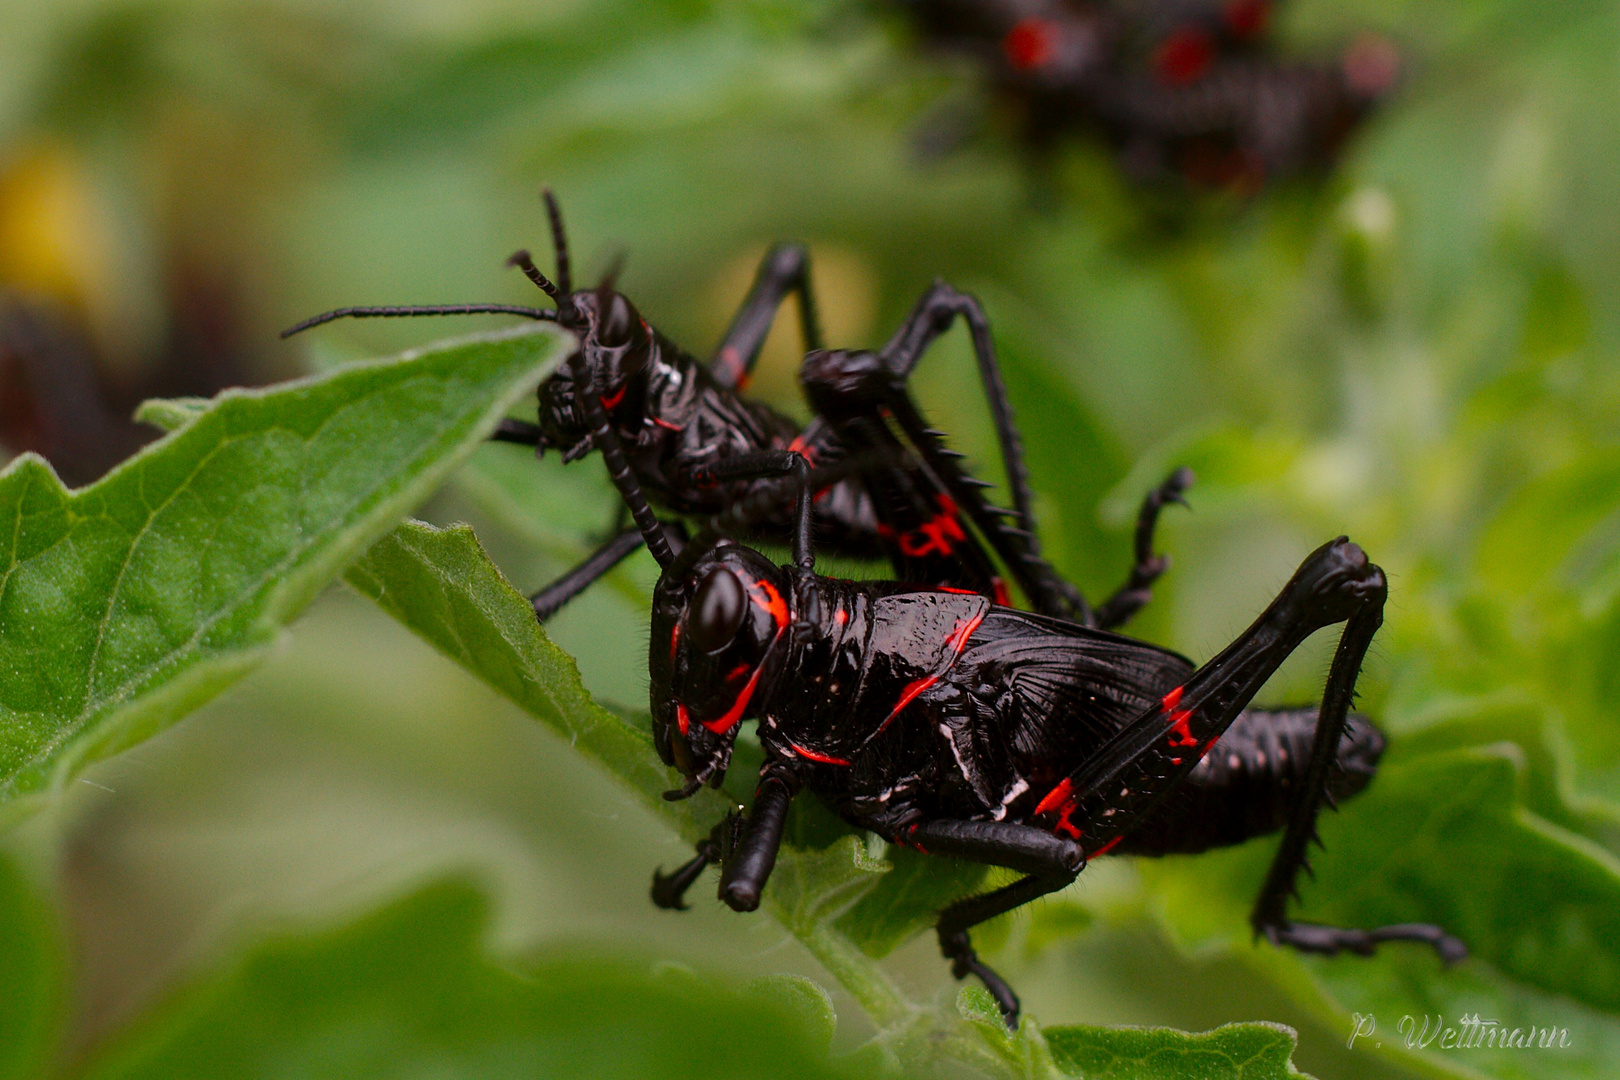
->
[[542, 187, 573, 295], [280, 304, 557, 339]]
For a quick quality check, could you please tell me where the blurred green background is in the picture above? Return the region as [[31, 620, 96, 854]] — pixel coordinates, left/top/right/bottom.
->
[[3, 1, 1620, 1077]]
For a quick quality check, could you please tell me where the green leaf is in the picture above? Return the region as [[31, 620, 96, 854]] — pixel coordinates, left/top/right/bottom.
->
[[1307, 748, 1620, 1017], [73, 877, 855, 1080], [955, 986, 1059, 1080], [834, 846, 989, 959], [131, 397, 210, 433], [0, 849, 61, 1080], [1045, 1021, 1311, 1080], [344, 518, 736, 840], [1391, 696, 1620, 849], [0, 324, 566, 820]]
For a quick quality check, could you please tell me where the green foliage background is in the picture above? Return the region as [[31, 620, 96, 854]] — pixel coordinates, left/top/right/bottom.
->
[[3, 1, 1620, 1077]]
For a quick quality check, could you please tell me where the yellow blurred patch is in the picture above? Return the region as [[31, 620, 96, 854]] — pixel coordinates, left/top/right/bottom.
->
[[0, 144, 108, 312], [704, 243, 878, 415]]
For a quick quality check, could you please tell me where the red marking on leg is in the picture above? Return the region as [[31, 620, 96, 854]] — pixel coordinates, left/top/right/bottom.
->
[[834, 608, 848, 625], [1091, 836, 1122, 858], [991, 577, 1011, 607], [1161, 685, 1196, 747], [748, 579, 789, 630], [1003, 17, 1057, 70], [652, 416, 683, 431], [1034, 777, 1073, 817], [786, 436, 817, 466], [726, 663, 751, 683], [790, 743, 851, 766], [1154, 28, 1214, 85], [873, 608, 986, 736], [1166, 710, 1197, 748], [894, 494, 968, 558], [1170, 757, 1182, 767], [676, 704, 690, 736], [906, 823, 930, 855], [600, 384, 627, 411], [1053, 801, 1082, 840], [669, 623, 681, 663], [935, 586, 977, 595]]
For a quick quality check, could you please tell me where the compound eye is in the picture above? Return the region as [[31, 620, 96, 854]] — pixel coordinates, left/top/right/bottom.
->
[[689, 568, 747, 654], [600, 294, 635, 347]]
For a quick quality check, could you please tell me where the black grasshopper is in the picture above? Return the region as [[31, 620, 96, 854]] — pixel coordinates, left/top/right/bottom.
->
[[901, 0, 1400, 189], [285, 193, 1179, 628], [552, 346, 1464, 1023]]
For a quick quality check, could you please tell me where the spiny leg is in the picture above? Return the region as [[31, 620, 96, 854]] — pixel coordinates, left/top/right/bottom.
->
[[1250, 600, 1466, 962], [795, 363, 1006, 598], [875, 281, 1085, 621], [801, 341, 1081, 618], [1092, 466, 1194, 630], [711, 243, 823, 390]]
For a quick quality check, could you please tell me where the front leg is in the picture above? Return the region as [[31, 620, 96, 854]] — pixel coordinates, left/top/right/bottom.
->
[[719, 771, 798, 911]]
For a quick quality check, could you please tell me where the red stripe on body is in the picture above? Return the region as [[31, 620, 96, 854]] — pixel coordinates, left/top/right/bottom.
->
[[702, 661, 765, 735], [872, 607, 987, 737]]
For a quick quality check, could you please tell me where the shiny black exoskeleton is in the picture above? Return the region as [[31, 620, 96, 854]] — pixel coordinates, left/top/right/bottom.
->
[[557, 345, 1466, 1023], [901, 0, 1401, 189], [285, 193, 1178, 627]]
